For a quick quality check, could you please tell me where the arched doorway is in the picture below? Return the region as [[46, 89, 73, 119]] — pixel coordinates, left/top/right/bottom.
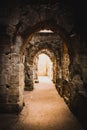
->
[[10, 22, 71, 112], [24, 30, 58, 90], [0, 16, 73, 113], [0, 2, 86, 129], [33, 48, 57, 84], [38, 54, 53, 79], [34, 53, 54, 82], [24, 28, 70, 101]]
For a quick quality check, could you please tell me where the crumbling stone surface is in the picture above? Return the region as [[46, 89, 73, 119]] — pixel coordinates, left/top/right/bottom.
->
[[0, 34, 24, 113], [24, 62, 34, 91], [25, 32, 70, 90], [0, 2, 87, 122]]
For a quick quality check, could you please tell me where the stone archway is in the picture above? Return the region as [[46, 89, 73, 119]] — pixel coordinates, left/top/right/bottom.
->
[[24, 33, 58, 91], [23, 30, 71, 102], [0, 3, 86, 114], [0, 22, 72, 113], [34, 53, 53, 81], [34, 49, 56, 83]]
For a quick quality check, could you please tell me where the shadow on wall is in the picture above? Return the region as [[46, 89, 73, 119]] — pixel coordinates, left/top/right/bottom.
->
[[56, 78, 87, 130], [69, 92, 87, 130]]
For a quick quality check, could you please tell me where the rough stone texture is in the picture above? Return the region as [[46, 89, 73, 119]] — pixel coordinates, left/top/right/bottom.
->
[[24, 62, 34, 91], [33, 56, 40, 83], [0, 53, 24, 112], [62, 53, 70, 80], [25, 32, 70, 90], [0, 34, 25, 113], [0, 1, 87, 128]]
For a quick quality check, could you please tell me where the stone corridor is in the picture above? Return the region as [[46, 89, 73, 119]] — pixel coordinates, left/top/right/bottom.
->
[[0, 77, 84, 130], [0, 1, 87, 130]]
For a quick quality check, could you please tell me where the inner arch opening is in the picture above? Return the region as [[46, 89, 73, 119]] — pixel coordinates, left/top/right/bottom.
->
[[36, 53, 53, 83], [19, 24, 71, 115], [24, 28, 70, 91]]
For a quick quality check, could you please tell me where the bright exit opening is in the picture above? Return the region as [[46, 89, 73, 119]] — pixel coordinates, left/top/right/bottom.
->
[[38, 53, 53, 81]]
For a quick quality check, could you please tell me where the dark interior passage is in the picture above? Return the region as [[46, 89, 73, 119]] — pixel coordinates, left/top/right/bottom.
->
[[0, 77, 84, 130], [0, 1, 87, 130]]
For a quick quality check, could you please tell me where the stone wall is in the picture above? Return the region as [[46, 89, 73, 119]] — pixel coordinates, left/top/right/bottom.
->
[[0, 35, 25, 113], [0, 2, 87, 126], [25, 32, 70, 93], [24, 61, 34, 90]]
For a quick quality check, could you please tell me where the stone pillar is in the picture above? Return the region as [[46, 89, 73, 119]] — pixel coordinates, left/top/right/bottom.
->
[[0, 34, 25, 113], [33, 56, 39, 83], [25, 62, 34, 90], [0, 52, 25, 113], [53, 59, 57, 83], [62, 53, 70, 81]]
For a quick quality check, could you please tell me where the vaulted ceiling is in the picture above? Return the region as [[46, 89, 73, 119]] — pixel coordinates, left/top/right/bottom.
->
[[0, 0, 87, 41]]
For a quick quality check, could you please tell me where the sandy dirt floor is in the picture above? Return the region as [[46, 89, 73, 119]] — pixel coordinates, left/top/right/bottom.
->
[[0, 76, 85, 130]]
